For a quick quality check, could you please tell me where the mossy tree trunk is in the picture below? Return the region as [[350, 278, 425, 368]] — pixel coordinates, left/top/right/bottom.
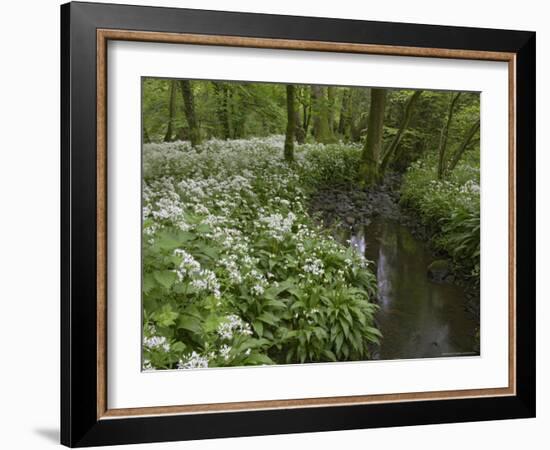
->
[[311, 85, 333, 143], [284, 84, 296, 162], [179, 80, 202, 147], [360, 88, 387, 185]]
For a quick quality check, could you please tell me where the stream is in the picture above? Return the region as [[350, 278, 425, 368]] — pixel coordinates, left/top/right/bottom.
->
[[346, 217, 479, 360]]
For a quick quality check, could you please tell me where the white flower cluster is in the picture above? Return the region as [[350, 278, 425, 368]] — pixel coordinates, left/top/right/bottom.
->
[[173, 249, 221, 299], [190, 269, 221, 299], [246, 269, 268, 296], [219, 344, 232, 361], [219, 255, 243, 284], [143, 335, 170, 352], [302, 257, 325, 277], [460, 179, 480, 194], [259, 211, 296, 241], [177, 351, 210, 369], [142, 136, 379, 370], [173, 249, 201, 281], [217, 314, 253, 340]]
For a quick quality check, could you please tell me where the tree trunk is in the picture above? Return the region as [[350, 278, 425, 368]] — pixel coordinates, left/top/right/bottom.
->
[[311, 85, 333, 143], [212, 82, 230, 140], [163, 80, 177, 142], [360, 88, 387, 185], [179, 80, 201, 147], [437, 92, 462, 179], [304, 101, 311, 138], [284, 85, 296, 162], [379, 90, 423, 173], [327, 86, 336, 133], [447, 118, 480, 173], [337, 89, 351, 136]]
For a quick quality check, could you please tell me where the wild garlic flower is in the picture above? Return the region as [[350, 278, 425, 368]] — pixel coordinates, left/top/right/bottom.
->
[[143, 335, 170, 352], [177, 351, 209, 369], [217, 314, 253, 340], [302, 258, 325, 277]]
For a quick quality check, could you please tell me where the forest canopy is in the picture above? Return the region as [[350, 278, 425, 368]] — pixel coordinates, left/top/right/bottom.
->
[[142, 78, 480, 181]]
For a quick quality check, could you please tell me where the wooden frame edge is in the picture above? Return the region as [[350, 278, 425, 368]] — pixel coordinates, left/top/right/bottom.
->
[[96, 28, 517, 420], [97, 29, 515, 61], [97, 29, 108, 419]]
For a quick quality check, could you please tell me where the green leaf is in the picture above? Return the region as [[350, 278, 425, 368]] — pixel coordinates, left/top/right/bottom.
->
[[200, 246, 219, 260], [257, 311, 279, 326], [322, 349, 337, 362], [244, 353, 274, 365], [335, 332, 344, 355], [252, 320, 264, 337], [143, 273, 156, 293], [177, 314, 202, 334], [153, 270, 177, 289], [203, 315, 222, 333], [153, 305, 179, 327], [264, 299, 286, 309], [195, 224, 211, 233]]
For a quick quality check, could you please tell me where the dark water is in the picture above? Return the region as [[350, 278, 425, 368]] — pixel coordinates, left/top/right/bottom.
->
[[348, 218, 478, 360]]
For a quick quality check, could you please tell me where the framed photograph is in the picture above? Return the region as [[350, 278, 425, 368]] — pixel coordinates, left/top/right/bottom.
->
[[61, 1, 536, 447]]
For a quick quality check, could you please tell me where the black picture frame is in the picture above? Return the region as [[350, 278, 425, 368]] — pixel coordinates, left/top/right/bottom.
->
[[61, 1, 536, 447]]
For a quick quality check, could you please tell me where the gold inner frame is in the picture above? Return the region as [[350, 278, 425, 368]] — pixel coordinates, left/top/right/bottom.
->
[[96, 29, 517, 420]]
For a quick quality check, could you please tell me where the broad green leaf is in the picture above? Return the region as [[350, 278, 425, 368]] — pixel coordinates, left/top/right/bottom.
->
[[252, 320, 264, 338], [153, 270, 177, 289], [177, 314, 202, 334]]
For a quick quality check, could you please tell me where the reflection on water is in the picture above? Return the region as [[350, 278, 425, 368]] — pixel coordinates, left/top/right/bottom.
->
[[348, 218, 478, 360]]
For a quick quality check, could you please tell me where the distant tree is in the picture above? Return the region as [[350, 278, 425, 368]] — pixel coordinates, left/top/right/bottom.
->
[[212, 81, 231, 140], [359, 88, 387, 185], [296, 86, 311, 142], [379, 90, 423, 174], [163, 80, 177, 142], [311, 85, 333, 143], [337, 88, 351, 137], [284, 85, 296, 162], [179, 80, 201, 147], [446, 118, 480, 174], [437, 92, 462, 179]]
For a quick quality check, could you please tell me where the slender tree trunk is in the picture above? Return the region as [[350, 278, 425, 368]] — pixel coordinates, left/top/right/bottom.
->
[[304, 102, 312, 137], [379, 90, 423, 173], [298, 86, 311, 137], [163, 80, 177, 142], [337, 89, 351, 136], [284, 85, 296, 162], [437, 92, 462, 179], [212, 82, 230, 140], [179, 80, 201, 147], [327, 86, 336, 133], [360, 88, 387, 185], [311, 85, 332, 143], [447, 118, 480, 173]]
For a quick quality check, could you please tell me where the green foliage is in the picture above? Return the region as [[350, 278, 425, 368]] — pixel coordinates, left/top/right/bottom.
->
[[400, 153, 480, 284], [141, 77, 481, 371], [300, 142, 362, 186], [142, 137, 379, 370]]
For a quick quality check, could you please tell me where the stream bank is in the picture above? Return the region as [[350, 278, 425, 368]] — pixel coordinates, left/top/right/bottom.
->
[[308, 175, 480, 360]]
